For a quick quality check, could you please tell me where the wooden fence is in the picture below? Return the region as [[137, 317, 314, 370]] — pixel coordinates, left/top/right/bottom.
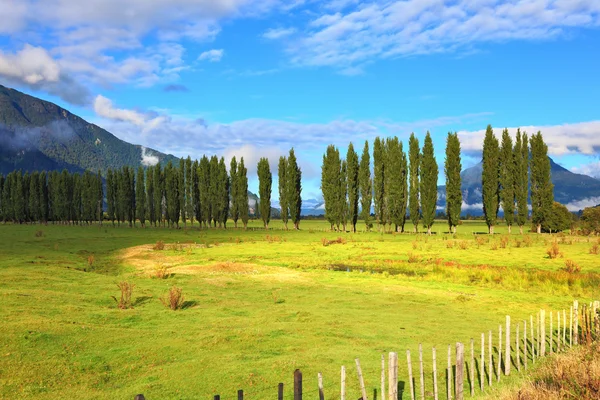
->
[[135, 300, 599, 399]]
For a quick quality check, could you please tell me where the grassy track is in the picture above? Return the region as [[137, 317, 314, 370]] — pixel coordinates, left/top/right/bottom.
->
[[0, 220, 598, 399]]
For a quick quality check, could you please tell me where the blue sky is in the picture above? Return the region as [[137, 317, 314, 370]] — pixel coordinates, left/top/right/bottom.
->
[[1, 0, 600, 202]]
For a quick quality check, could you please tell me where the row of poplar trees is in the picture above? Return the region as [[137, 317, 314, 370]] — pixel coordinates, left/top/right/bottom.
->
[[106, 156, 250, 228], [482, 125, 553, 234], [0, 170, 103, 224], [322, 126, 554, 235]]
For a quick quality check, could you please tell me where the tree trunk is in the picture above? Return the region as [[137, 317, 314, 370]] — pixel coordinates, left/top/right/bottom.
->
[[537, 224, 541, 234], [453, 226, 457, 234], [427, 226, 432, 235]]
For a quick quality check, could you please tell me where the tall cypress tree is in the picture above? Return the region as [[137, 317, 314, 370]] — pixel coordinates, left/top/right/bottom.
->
[[499, 128, 515, 233], [0, 174, 4, 221], [408, 133, 421, 232], [230, 157, 240, 228], [28, 172, 40, 223], [39, 171, 49, 224], [237, 157, 249, 229], [199, 156, 211, 228], [420, 132, 438, 235], [218, 157, 230, 228], [192, 160, 200, 227], [179, 159, 186, 227], [72, 173, 82, 225], [514, 129, 529, 234], [136, 166, 146, 227], [373, 137, 386, 230], [386, 137, 402, 232], [257, 157, 272, 229], [530, 131, 554, 234], [13, 172, 25, 223], [146, 166, 155, 226], [185, 156, 194, 226], [287, 149, 302, 230], [209, 156, 219, 227], [346, 143, 359, 232], [153, 164, 163, 227], [321, 145, 341, 230], [278, 155, 289, 229], [359, 141, 372, 231], [96, 171, 103, 224], [482, 125, 500, 234], [445, 132, 462, 234], [339, 159, 348, 231]]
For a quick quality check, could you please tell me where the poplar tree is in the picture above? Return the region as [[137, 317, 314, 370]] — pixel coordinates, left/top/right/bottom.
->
[[199, 156, 211, 228], [278, 155, 289, 229], [13, 172, 25, 223], [408, 133, 421, 232], [287, 148, 302, 230], [530, 131, 554, 234], [146, 166, 155, 226], [257, 157, 272, 229], [386, 137, 408, 232], [38, 171, 49, 224], [209, 156, 219, 227], [237, 157, 249, 229], [230, 157, 239, 228], [152, 164, 163, 227], [514, 130, 529, 234], [28, 172, 39, 223], [359, 141, 372, 230], [373, 137, 386, 230], [339, 160, 348, 231], [179, 159, 186, 227], [217, 157, 230, 228], [445, 132, 462, 234], [192, 160, 200, 226], [420, 132, 438, 235], [346, 143, 359, 232], [499, 128, 515, 233], [0, 174, 4, 221], [136, 166, 146, 227], [165, 162, 180, 228], [321, 145, 341, 230], [482, 125, 500, 234]]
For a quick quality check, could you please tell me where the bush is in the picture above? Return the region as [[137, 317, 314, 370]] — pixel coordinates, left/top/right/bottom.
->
[[591, 244, 600, 255], [321, 237, 346, 247], [562, 259, 581, 274], [407, 252, 420, 263], [87, 254, 95, 269], [153, 240, 165, 251], [160, 286, 185, 310], [580, 206, 600, 234], [458, 241, 469, 250], [112, 282, 135, 309], [546, 241, 562, 259], [152, 264, 170, 279], [523, 235, 534, 247], [34, 230, 44, 237], [446, 241, 454, 249]]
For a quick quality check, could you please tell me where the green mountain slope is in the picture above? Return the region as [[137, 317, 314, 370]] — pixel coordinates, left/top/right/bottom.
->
[[0, 85, 179, 175]]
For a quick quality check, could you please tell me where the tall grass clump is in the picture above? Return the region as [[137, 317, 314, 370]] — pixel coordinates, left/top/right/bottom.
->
[[112, 282, 135, 309], [161, 286, 185, 310], [153, 240, 165, 251], [546, 241, 562, 259]]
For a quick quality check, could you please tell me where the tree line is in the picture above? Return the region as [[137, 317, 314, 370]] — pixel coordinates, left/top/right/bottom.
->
[[321, 125, 555, 234]]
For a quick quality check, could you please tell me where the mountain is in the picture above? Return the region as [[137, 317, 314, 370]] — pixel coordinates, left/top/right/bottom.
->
[[0, 84, 179, 175], [437, 158, 600, 213]]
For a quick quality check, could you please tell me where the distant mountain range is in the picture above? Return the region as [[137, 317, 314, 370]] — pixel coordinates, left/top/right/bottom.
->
[[1, 84, 599, 214]]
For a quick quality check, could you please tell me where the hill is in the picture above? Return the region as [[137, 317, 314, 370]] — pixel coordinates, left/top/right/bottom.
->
[[0, 85, 179, 175]]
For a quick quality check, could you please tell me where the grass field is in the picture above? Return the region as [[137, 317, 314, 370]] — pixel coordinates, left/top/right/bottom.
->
[[1, 219, 599, 399]]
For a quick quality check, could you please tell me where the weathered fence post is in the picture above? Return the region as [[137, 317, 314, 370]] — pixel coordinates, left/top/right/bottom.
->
[[574, 301, 579, 346], [563, 309, 567, 349], [557, 311, 561, 351], [214, 395, 220, 400], [516, 323, 520, 372], [530, 315, 535, 362], [433, 347, 439, 400], [487, 331, 492, 387], [480, 333, 484, 392], [134, 395, 145, 400], [278, 384, 283, 400], [523, 320, 528, 370], [318, 372, 324, 400], [469, 339, 474, 397], [536, 312, 540, 357], [381, 354, 386, 400], [497, 325, 502, 382], [541, 310, 546, 357], [448, 345, 453, 400], [455, 343, 464, 400], [505, 316, 510, 376], [570, 306, 573, 347], [341, 366, 346, 400], [550, 311, 553, 354], [389, 352, 398, 400], [294, 369, 302, 400], [239, 389, 244, 400], [407, 350, 415, 400], [356, 359, 368, 400], [419, 344, 425, 400]]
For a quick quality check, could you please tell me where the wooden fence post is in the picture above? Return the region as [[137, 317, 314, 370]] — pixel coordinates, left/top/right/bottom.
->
[[214, 395, 220, 400], [134, 395, 145, 400], [505, 316, 510, 376], [530, 315, 535, 362], [488, 331, 492, 387], [557, 311, 561, 351], [570, 306, 573, 347], [381, 354, 386, 400], [389, 352, 398, 400], [433, 347, 439, 400], [356, 359, 368, 400], [278, 384, 283, 400], [341, 366, 346, 400], [516, 323, 520, 373], [524, 320, 528, 370], [407, 350, 415, 400], [470, 339, 474, 397], [294, 369, 302, 400], [448, 345, 453, 400], [455, 343, 464, 400], [574, 301, 579, 346], [318, 372, 324, 400], [550, 311, 553, 354], [536, 312, 540, 357], [563, 309, 567, 349], [480, 333, 484, 392], [419, 344, 425, 400], [239, 389, 244, 400], [497, 325, 502, 382]]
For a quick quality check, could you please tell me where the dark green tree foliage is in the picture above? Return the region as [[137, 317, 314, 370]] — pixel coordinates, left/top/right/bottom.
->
[[217, 157, 230, 228], [106, 169, 116, 225], [386, 137, 408, 232], [0, 174, 5, 221], [136, 166, 146, 227], [257, 157, 272, 229], [278, 155, 289, 229], [191, 160, 200, 226], [346, 143, 359, 232], [146, 166, 155, 226], [152, 164, 163, 226], [185, 157, 193, 226], [530, 131, 554, 234], [287, 149, 302, 230], [164, 162, 180, 228], [199, 156, 211, 228], [373, 137, 386, 230], [72, 173, 82, 224], [13, 172, 25, 223], [482, 125, 500, 234], [179, 159, 186, 227], [237, 157, 249, 229], [580, 206, 600, 234], [542, 202, 572, 233], [499, 128, 515, 233], [28, 172, 40, 223], [230, 157, 240, 228], [408, 133, 421, 232], [209, 156, 219, 227], [321, 145, 341, 229], [38, 171, 49, 223], [514, 130, 529, 234], [420, 132, 438, 235], [2, 173, 13, 222], [359, 141, 372, 230], [339, 160, 348, 231], [445, 132, 462, 233]]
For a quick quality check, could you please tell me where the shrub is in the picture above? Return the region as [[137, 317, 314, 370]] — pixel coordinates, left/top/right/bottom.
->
[[562, 259, 581, 274], [160, 286, 185, 310], [546, 241, 562, 259], [446, 241, 454, 249], [412, 240, 419, 250], [514, 240, 522, 248], [490, 242, 499, 251], [112, 282, 135, 309], [407, 252, 420, 263], [499, 236, 510, 249], [152, 264, 170, 279], [580, 206, 600, 234], [153, 240, 165, 251], [475, 236, 487, 247], [523, 235, 533, 247], [34, 230, 44, 237], [321, 237, 346, 247], [458, 241, 469, 250], [590, 244, 599, 255], [87, 254, 95, 269]]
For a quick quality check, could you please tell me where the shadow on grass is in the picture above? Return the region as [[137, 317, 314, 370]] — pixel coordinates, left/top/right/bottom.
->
[[132, 296, 153, 307], [181, 300, 198, 310]]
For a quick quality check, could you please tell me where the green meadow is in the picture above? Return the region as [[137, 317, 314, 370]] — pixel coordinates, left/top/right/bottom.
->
[[1, 220, 599, 399]]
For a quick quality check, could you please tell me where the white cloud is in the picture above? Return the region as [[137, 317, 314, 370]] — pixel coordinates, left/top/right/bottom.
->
[[94, 95, 146, 126], [564, 197, 600, 212], [262, 27, 296, 39], [141, 146, 159, 166], [0, 44, 60, 84], [198, 49, 224, 62], [571, 161, 600, 179], [457, 121, 600, 156], [286, 0, 600, 72]]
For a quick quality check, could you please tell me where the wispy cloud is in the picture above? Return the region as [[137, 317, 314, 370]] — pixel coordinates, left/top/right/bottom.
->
[[262, 27, 296, 39], [198, 49, 224, 62], [164, 84, 189, 92]]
